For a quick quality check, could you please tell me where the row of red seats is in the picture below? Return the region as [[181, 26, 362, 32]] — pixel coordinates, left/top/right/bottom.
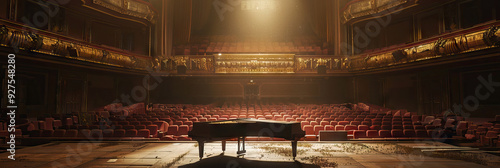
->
[[29, 129, 154, 139]]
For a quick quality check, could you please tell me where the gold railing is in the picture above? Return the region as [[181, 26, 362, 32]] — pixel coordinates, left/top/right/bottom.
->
[[348, 25, 500, 71], [215, 54, 295, 74], [0, 24, 153, 70], [342, 0, 417, 23], [295, 55, 349, 73], [163, 54, 349, 74], [85, 0, 156, 22]]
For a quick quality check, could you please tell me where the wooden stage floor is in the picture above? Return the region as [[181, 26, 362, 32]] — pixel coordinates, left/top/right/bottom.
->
[[1, 141, 499, 168]]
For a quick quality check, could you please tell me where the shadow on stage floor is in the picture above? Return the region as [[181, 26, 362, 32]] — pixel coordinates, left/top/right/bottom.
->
[[178, 154, 320, 168]]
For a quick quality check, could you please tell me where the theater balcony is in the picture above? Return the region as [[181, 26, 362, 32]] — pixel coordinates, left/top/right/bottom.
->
[[162, 54, 350, 76], [0, 0, 157, 72], [341, 0, 500, 73]]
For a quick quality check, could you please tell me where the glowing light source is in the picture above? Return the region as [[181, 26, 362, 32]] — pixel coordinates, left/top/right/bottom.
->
[[241, 0, 277, 11]]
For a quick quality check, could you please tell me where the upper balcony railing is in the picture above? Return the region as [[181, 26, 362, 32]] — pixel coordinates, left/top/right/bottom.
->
[[341, 0, 418, 24], [162, 54, 349, 75], [348, 22, 500, 71], [82, 0, 157, 23], [0, 22, 154, 71]]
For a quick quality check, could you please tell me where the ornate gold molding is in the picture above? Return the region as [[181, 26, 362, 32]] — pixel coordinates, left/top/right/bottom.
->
[[162, 54, 349, 74], [0, 25, 153, 71], [90, 0, 156, 22], [214, 54, 295, 74], [342, 0, 416, 24], [348, 26, 500, 71]]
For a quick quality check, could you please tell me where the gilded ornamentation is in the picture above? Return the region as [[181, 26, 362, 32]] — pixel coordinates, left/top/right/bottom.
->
[[215, 54, 294, 74], [162, 54, 349, 74], [343, 0, 413, 23], [92, 0, 155, 22], [349, 26, 500, 71], [0, 25, 152, 71]]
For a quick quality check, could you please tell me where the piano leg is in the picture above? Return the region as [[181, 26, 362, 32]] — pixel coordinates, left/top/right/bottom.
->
[[291, 140, 297, 160], [197, 140, 204, 160], [242, 136, 246, 152], [222, 140, 226, 152], [237, 137, 246, 154], [237, 137, 241, 153]]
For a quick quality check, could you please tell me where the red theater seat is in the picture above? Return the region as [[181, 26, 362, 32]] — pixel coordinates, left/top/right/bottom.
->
[[353, 130, 366, 139], [184, 121, 193, 126], [53, 129, 66, 137], [392, 125, 403, 130], [174, 121, 183, 126], [325, 125, 334, 130], [403, 125, 413, 130], [425, 125, 436, 130], [338, 121, 349, 126], [350, 121, 361, 126], [42, 130, 54, 137], [114, 129, 126, 137], [303, 125, 314, 135], [456, 121, 468, 136], [141, 121, 153, 125], [303, 125, 316, 141], [137, 129, 150, 138], [301, 121, 310, 129], [358, 125, 369, 131], [361, 121, 371, 126], [118, 121, 129, 125], [403, 129, 416, 137], [79, 129, 91, 138], [147, 125, 159, 137], [379, 130, 391, 138], [65, 129, 78, 137], [335, 125, 345, 131], [103, 129, 114, 137], [370, 125, 381, 130], [381, 125, 391, 130], [345, 125, 357, 134], [177, 125, 189, 136], [366, 130, 378, 138], [166, 125, 179, 136], [125, 129, 138, 137], [391, 130, 404, 138], [485, 131, 499, 146], [415, 130, 428, 138], [314, 125, 324, 135], [413, 125, 425, 130], [123, 125, 135, 130], [91, 129, 103, 139]]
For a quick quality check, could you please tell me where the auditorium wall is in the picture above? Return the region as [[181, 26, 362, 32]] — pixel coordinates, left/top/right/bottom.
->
[[149, 76, 354, 104]]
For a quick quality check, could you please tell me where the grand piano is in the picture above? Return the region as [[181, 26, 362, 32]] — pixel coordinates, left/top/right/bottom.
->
[[189, 118, 305, 160]]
